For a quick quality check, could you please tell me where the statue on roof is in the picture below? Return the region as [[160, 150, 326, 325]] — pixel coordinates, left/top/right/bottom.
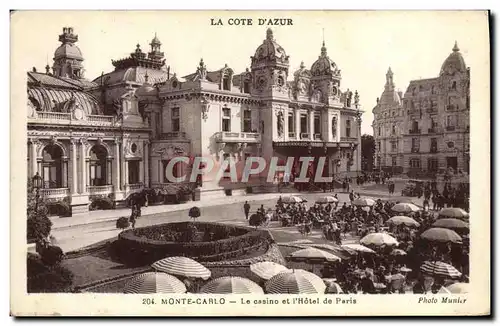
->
[[197, 58, 207, 81]]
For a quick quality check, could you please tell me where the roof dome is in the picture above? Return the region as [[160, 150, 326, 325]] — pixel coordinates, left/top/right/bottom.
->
[[136, 80, 156, 97], [310, 42, 340, 77], [440, 41, 466, 75], [54, 43, 83, 60], [253, 29, 288, 62]]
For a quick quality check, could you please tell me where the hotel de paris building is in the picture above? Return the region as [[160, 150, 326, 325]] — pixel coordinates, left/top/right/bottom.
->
[[27, 27, 363, 215]]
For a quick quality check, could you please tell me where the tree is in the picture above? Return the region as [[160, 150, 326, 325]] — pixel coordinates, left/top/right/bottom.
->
[[361, 134, 376, 172], [27, 179, 52, 243]]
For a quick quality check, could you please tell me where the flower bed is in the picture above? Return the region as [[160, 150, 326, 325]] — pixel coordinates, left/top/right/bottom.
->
[[113, 222, 274, 266]]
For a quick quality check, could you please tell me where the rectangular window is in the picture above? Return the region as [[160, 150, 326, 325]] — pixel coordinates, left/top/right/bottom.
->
[[300, 113, 307, 134], [288, 112, 295, 132], [346, 120, 351, 138], [411, 138, 420, 152], [428, 158, 438, 172], [409, 158, 421, 169], [430, 138, 438, 153], [392, 156, 397, 167], [243, 109, 252, 132], [378, 141, 381, 152], [391, 141, 397, 152], [447, 115, 457, 127], [223, 76, 231, 91], [222, 108, 231, 132], [223, 153, 230, 173], [171, 107, 180, 132], [128, 160, 140, 184], [243, 80, 250, 94], [314, 114, 321, 134]]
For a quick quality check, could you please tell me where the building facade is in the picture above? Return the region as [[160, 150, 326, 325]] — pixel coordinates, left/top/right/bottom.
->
[[27, 27, 364, 214], [372, 42, 470, 177]]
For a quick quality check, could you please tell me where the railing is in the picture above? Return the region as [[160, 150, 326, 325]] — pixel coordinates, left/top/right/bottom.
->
[[428, 128, 438, 134], [446, 125, 456, 131], [127, 183, 144, 192], [300, 133, 310, 140], [215, 132, 261, 143], [288, 132, 296, 138], [160, 132, 188, 140], [340, 137, 358, 142], [87, 185, 114, 195], [313, 133, 322, 140], [409, 129, 421, 134], [37, 112, 71, 120], [88, 115, 115, 123], [40, 188, 69, 198]]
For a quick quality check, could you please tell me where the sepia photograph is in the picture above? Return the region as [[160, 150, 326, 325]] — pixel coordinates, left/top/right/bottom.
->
[[10, 10, 490, 316]]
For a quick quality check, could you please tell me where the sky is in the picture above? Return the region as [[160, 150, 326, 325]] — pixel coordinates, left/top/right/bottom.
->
[[11, 10, 488, 135]]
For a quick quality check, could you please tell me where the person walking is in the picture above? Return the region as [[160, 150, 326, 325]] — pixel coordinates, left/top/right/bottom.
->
[[129, 203, 137, 229], [349, 190, 355, 204], [243, 201, 250, 220]]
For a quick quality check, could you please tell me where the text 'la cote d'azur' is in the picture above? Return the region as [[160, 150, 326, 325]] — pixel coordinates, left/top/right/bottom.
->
[[211, 18, 293, 26]]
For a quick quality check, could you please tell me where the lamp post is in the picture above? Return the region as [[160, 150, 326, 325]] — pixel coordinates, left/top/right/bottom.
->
[[32, 172, 43, 213]]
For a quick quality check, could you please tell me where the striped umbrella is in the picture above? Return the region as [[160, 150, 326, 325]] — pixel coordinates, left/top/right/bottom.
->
[[386, 215, 420, 227], [250, 262, 290, 281], [391, 202, 420, 213], [420, 261, 462, 278], [352, 197, 376, 207], [316, 196, 338, 204], [341, 243, 376, 254], [420, 227, 462, 243], [151, 256, 211, 280], [282, 196, 305, 204], [200, 276, 264, 294], [432, 218, 469, 231], [265, 269, 326, 294], [438, 207, 469, 219], [287, 247, 341, 262], [360, 232, 399, 247], [446, 282, 470, 294], [123, 272, 186, 294]]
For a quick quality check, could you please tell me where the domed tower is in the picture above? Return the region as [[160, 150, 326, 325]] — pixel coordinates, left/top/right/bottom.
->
[[148, 33, 165, 62], [52, 27, 85, 79], [439, 41, 470, 113], [250, 28, 290, 96], [309, 41, 342, 105]]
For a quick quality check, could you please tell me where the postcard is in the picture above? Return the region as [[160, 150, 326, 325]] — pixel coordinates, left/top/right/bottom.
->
[[10, 10, 490, 316]]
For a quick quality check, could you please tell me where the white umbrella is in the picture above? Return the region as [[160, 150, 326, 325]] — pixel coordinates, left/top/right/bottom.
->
[[151, 256, 211, 280], [287, 247, 341, 262], [341, 243, 376, 254], [250, 262, 290, 280], [316, 196, 338, 204], [420, 227, 462, 243], [265, 269, 326, 294], [446, 282, 470, 294], [352, 197, 376, 206], [323, 279, 343, 294], [123, 272, 186, 294], [392, 202, 420, 213], [360, 232, 399, 247], [386, 216, 420, 227], [282, 196, 305, 203], [438, 207, 469, 219], [200, 276, 264, 294]]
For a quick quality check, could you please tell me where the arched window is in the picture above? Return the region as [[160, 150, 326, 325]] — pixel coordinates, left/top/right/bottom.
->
[[392, 125, 396, 135], [41, 144, 63, 188], [89, 145, 108, 186], [411, 120, 419, 133], [451, 81, 457, 90]]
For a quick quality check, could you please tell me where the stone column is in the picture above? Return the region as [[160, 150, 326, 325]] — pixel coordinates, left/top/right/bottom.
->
[[144, 141, 149, 187], [295, 108, 301, 138], [112, 139, 121, 191], [29, 139, 38, 177], [79, 139, 87, 193], [283, 110, 289, 141], [309, 109, 315, 139], [106, 157, 112, 185], [70, 139, 78, 194], [139, 159, 144, 184], [62, 158, 68, 188], [356, 115, 362, 173], [121, 141, 127, 189]]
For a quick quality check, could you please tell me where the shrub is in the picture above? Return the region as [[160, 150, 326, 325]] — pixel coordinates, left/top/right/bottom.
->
[[189, 206, 201, 220], [40, 245, 64, 266], [181, 223, 198, 242], [249, 214, 264, 228], [115, 222, 274, 265], [27, 253, 73, 293], [27, 215, 52, 243], [116, 217, 130, 230], [90, 197, 114, 211]]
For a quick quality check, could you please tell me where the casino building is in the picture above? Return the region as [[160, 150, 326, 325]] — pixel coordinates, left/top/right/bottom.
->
[[27, 27, 363, 215]]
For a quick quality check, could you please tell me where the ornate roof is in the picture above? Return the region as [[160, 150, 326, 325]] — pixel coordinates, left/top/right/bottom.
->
[[378, 67, 401, 108], [94, 66, 171, 86], [112, 44, 166, 71], [440, 41, 467, 75], [28, 85, 102, 115], [310, 42, 341, 78], [251, 29, 289, 67], [54, 27, 83, 61]]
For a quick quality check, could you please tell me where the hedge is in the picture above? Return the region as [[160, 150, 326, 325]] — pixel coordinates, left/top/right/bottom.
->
[[112, 222, 274, 266]]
